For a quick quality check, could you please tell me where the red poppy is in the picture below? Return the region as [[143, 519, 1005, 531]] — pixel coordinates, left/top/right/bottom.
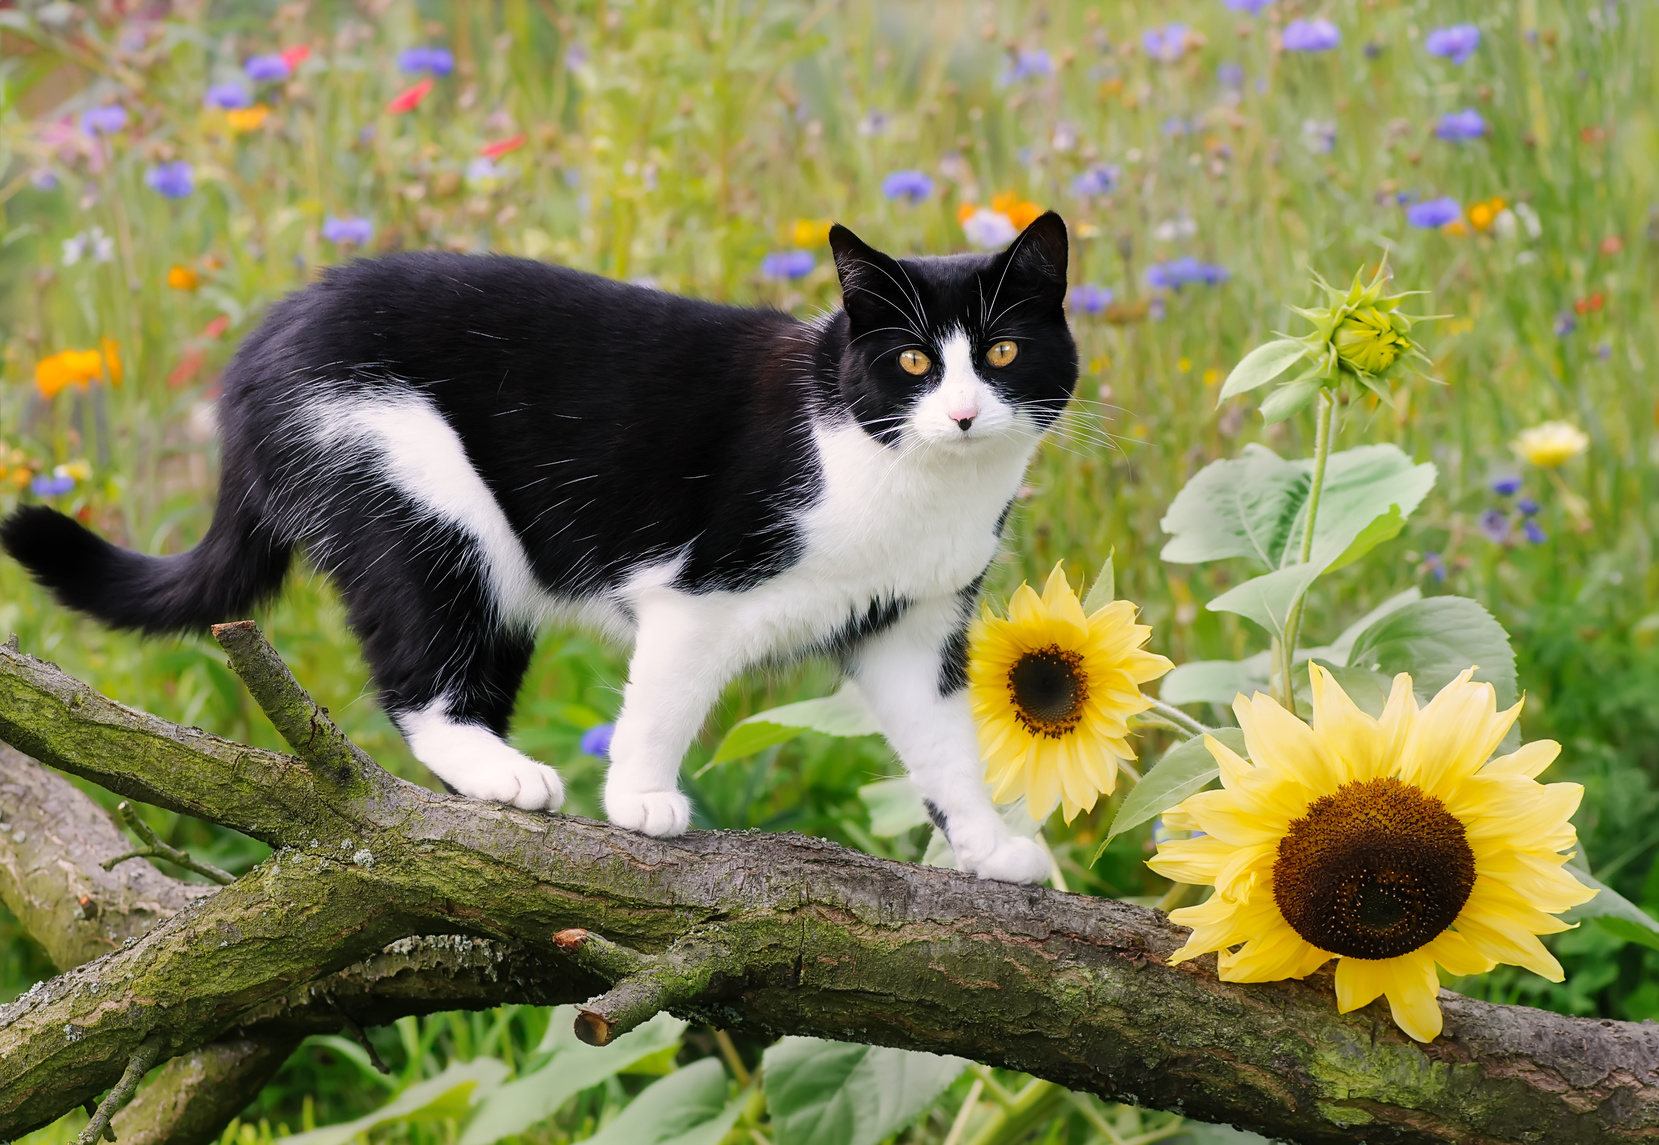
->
[[387, 78, 434, 114], [479, 133, 526, 159], [1573, 293, 1605, 315], [280, 45, 311, 70]]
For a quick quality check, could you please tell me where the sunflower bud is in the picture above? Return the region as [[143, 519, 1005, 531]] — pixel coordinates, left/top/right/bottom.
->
[[1332, 306, 1410, 375]]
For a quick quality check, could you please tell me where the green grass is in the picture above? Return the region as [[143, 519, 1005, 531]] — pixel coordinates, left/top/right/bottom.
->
[[3, 0, 1657, 1140]]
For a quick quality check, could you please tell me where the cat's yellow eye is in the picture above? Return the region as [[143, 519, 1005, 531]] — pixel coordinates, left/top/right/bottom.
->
[[899, 349, 932, 375], [986, 340, 1018, 368]]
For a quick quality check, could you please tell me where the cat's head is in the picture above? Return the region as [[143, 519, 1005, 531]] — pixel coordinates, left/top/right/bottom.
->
[[827, 213, 1078, 448]]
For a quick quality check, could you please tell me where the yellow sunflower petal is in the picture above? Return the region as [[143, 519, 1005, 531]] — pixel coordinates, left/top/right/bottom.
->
[[1399, 670, 1514, 798], [1424, 929, 1498, 977], [1378, 950, 1444, 1042], [1146, 834, 1237, 885], [1308, 662, 1378, 785], [1038, 561, 1090, 636], [1220, 923, 1327, 982], [1483, 738, 1561, 780], [1235, 690, 1340, 793], [1334, 956, 1387, 1013]]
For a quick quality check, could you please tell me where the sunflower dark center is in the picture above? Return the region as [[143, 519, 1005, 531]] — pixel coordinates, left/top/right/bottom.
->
[[1273, 777, 1476, 960], [1007, 645, 1087, 738]]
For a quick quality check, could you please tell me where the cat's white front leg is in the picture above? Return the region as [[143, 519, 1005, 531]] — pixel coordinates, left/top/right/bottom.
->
[[604, 594, 740, 837], [849, 600, 1050, 884]]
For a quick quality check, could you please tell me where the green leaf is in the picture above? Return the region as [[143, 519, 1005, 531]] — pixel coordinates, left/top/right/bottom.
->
[[1325, 503, 1407, 573], [710, 683, 883, 764], [1258, 374, 1324, 425], [1081, 546, 1116, 614], [762, 1038, 968, 1145], [1217, 339, 1309, 403], [1098, 728, 1248, 855], [460, 1010, 688, 1145], [1158, 656, 1271, 707], [584, 1059, 741, 1145], [1159, 444, 1308, 567], [1343, 596, 1517, 708], [278, 1059, 509, 1145], [1203, 446, 1436, 639], [858, 777, 931, 837], [1560, 867, 1659, 952]]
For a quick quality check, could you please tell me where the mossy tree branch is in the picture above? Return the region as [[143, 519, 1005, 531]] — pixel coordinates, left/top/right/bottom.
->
[[2, 637, 1658, 1144]]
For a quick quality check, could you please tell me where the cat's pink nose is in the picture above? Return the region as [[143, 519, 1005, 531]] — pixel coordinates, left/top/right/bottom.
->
[[949, 405, 978, 431]]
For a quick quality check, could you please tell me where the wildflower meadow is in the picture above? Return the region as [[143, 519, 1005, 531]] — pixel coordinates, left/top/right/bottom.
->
[[1, 1, 1657, 1143]]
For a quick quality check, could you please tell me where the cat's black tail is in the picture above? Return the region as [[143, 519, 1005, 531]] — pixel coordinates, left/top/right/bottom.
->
[[1, 496, 292, 636]]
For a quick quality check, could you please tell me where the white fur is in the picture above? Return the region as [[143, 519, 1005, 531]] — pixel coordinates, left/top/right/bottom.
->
[[299, 358, 1052, 882]]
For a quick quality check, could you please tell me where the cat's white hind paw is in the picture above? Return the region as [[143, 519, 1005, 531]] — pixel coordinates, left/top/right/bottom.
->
[[965, 836, 1050, 884], [604, 786, 692, 837], [400, 704, 565, 812]]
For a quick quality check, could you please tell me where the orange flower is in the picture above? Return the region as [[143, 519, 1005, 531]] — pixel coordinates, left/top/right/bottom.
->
[[479, 133, 526, 159], [1468, 197, 1506, 233], [100, 338, 122, 386], [388, 78, 434, 114], [990, 192, 1043, 231], [790, 218, 832, 247], [166, 264, 200, 291], [34, 349, 104, 399], [226, 104, 271, 132]]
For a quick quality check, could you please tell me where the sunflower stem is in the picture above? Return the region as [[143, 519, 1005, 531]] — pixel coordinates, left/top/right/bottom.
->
[[1145, 700, 1209, 740], [1153, 880, 1199, 914], [1277, 389, 1336, 708]]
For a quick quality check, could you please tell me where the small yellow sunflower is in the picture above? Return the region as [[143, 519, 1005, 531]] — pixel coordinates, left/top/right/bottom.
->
[[1512, 421, 1589, 468], [1148, 664, 1594, 1042], [969, 564, 1173, 822]]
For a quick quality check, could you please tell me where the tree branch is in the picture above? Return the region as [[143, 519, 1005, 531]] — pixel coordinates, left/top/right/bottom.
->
[[2, 639, 1658, 1144]]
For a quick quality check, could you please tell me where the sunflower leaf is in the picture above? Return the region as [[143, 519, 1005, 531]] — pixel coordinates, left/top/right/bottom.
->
[[1343, 596, 1517, 708], [1158, 657, 1271, 707], [1559, 864, 1659, 952], [709, 683, 883, 763], [1081, 547, 1116, 613], [1216, 338, 1308, 404], [1098, 728, 1248, 856], [1159, 444, 1309, 567], [1258, 373, 1326, 425]]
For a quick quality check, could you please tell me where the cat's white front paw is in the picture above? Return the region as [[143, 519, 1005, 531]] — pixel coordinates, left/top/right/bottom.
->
[[401, 707, 566, 811], [604, 786, 692, 837], [450, 755, 566, 811], [961, 835, 1050, 884]]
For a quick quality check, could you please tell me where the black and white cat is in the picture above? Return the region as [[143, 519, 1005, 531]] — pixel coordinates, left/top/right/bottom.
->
[[3, 212, 1078, 883]]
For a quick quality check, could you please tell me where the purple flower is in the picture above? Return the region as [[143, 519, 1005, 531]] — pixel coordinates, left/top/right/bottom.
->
[[1478, 508, 1512, 544], [31, 473, 76, 497], [1221, 0, 1272, 13], [144, 161, 194, 199], [1426, 24, 1480, 65], [1434, 108, 1487, 142], [1395, 190, 1418, 205], [564, 45, 588, 70], [1282, 18, 1340, 52], [398, 46, 456, 76], [1523, 519, 1548, 545], [79, 105, 128, 135], [1553, 312, 1576, 337], [1518, 496, 1541, 516], [1217, 62, 1245, 87], [1301, 119, 1337, 154], [1161, 116, 1191, 137], [1491, 475, 1522, 496], [243, 54, 291, 82], [1406, 197, 1461, 228], [1149, 258, 1228, 290], [881, 170, 934, 201], [1071, 164, 1121, 197], [30, 169, 58, 191], [1422, 552, 1447, 582], [761, 250, 816, 280], [1069, 285, 1115, 314], [205, 82, 252, 110], [322, 215, 373, 245], [1598, 341, 1612, 360], [579, 722, 615, 758], [1142, 25, 1190, 63]]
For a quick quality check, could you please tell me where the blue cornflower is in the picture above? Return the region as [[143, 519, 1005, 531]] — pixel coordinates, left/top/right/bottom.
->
[[1142, 25, 1190, 63], [1518, 497, 1541, 516], [30, 169, 58, 191], [564, 45, 588, 70], [1421, 552, 1447, 582], [1282, 18, 1340, 52], [322, 215, 373, 245], [31, 473, 76, 497], [1001, 49, 1053, 83], [881, 170, 934, 201], [761, 250, 816, 280], [1478, 508, 1511, 544], [1217, 62, 1245, 87], [1426, 24, 1480, 65], [205, 82, 252, 110], [79, 105, 128, 135], [144, 161, 194, 199], [579, 722, 615, 758], [1491, 475, 1522, 496], [1523, 519, 1547, 545], [1406, 197, 1461, 228], [1434, 108, 1487, 141], [399, 46, 456, 76], [1161, 116, 1191, 137], [1221, 0, 1272, 13], [1554, 313, 1578, 338], [1148, 258, 1227, 290], [243, 54, 291, 82], [1069, 285, 1115, 314], [1071, 164, 1121, 197]]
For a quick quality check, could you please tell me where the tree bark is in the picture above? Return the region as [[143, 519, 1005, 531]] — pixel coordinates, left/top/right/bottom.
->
[[1, 636, 1657, 1145]]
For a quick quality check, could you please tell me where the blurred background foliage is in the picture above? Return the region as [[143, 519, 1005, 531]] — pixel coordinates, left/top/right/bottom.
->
[[0, 0, 1656, 1140]]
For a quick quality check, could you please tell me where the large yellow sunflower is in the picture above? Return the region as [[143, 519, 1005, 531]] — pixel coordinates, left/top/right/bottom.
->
[[1148, 664, 1595, 1042], [968, 564, 1173, 822]]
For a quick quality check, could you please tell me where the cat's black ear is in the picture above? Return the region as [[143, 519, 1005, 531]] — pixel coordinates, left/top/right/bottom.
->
[[829, 224, 912, 330], [998, 211, 1069, 303]]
